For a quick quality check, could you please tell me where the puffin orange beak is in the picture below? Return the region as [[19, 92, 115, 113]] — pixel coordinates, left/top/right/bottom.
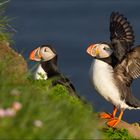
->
[[29, 47, 42, 61], [86, 44, 99, 57]]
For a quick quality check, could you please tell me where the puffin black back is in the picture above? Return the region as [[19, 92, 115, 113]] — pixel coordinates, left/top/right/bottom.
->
[[41, 56, 77, 96]]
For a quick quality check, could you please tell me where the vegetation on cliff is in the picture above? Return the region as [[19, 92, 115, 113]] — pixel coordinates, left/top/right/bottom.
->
[[0, 0, 13, 42], [0, 55, 102, 139]]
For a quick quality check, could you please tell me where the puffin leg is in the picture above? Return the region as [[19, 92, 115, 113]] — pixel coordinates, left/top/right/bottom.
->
[[112, 106, 117, 118], [107, 109, 124, 127], [99, 106, 117, 119]]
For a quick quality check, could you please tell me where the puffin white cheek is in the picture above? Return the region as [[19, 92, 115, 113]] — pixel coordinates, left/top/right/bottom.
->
[[41, 52, 48, 59], [99, 50, 112, 58], [41, 52, 55, 61]]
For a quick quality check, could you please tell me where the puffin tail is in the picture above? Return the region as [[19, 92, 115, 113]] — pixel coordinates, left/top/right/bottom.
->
[[125, 94, 140, 110]]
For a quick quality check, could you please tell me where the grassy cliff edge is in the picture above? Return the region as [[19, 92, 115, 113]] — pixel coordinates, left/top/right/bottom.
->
[[0, 42, 137, 139]]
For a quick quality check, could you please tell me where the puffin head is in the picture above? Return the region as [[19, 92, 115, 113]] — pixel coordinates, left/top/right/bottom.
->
[[29, 45, 56, 61], [86, 43, 113, 58]]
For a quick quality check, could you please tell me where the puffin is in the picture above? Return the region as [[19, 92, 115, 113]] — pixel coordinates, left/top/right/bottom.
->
[[29, 44, 77, 96], [86, 12, 140, 127]]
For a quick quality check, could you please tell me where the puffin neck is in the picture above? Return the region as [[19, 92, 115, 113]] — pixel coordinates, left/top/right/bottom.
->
[[97, 54, 118, 68], [40, 56, 60, 78]]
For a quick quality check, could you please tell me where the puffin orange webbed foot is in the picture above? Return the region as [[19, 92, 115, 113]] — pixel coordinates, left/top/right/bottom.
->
[[99, 112, 113, 119], [107, 118, 120, 127], [107, 109, 124, 127]]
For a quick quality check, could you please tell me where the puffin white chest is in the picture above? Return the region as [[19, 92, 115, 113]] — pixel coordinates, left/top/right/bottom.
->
[[90, 59, 121, 106], [35, 64, 48, 80]]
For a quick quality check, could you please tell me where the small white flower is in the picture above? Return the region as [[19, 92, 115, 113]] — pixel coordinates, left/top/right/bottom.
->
[[33, 120, 43, 127], [10, 89, 20, 96]]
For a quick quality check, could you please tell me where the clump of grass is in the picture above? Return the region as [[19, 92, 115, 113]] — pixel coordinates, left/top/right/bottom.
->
[[0, 0, 13, 43], [102, 127, 136, 140]]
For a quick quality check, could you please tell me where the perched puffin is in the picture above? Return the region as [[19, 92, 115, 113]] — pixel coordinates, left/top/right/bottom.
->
[[29, 45, 76, 96], [86, 12, 140, 127]]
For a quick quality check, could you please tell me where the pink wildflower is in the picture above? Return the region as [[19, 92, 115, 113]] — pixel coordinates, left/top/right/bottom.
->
[[0, 109, 5, 117], [12, 102, 22, 111], [4, 108, 16, 117]]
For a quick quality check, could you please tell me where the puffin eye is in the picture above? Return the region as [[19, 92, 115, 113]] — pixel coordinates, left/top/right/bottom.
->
[[44, 48, 47, 52], [103, 47, 110, 51]]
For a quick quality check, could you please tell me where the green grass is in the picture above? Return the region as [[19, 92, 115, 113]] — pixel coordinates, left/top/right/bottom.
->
[[0, 0, 13, 42], [0, 56, 102, 139], [102, 127, 136, 140]]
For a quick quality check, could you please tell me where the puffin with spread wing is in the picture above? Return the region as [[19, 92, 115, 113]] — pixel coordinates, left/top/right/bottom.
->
[[86, 12, 140, 127]]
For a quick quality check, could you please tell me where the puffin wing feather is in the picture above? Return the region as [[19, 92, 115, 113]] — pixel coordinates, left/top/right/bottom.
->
[[114, 46, 140, 108], [110, 12, 135, 61], [115, 46, 140, 84], [125, 46, 140, 79]]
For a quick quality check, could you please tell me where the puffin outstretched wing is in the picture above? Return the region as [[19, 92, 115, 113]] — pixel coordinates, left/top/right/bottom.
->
[[115, 46, 140, 86], [114, 46, 140, 108], [110, 12, 135, 61], [121, 46, 140, 80]]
